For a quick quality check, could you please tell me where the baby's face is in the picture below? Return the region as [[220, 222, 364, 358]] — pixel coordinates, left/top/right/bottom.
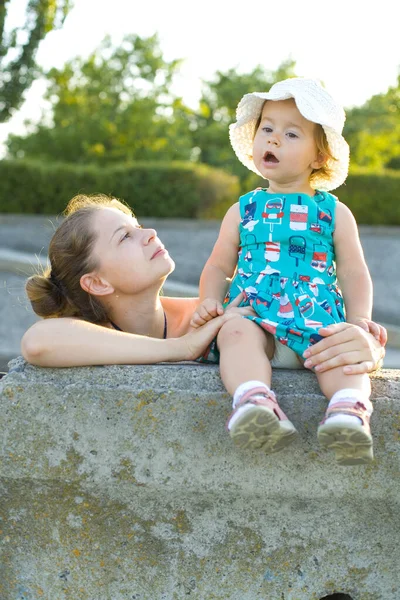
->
[[252, 99, 323, 193]]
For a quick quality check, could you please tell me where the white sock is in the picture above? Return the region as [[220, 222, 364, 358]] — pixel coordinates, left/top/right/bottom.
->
[[232, 380, 271, 409], [327, 388, 372, 426]]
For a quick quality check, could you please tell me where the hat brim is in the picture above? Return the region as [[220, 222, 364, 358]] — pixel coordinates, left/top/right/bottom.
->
[[229, 92, 349, 192]]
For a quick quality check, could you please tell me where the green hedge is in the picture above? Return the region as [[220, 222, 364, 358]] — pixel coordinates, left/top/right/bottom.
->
[[335, 168, 400, 225], [0, 160, 240, 219], [245, 167, 400, 225], [1, 160, 399, 224]]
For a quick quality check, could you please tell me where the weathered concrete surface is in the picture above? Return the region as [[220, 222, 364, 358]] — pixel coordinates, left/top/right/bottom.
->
[[1, 359, 399, 599]]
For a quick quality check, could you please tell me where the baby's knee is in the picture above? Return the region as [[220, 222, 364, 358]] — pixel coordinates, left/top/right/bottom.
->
[[217, 318, 261, 348]]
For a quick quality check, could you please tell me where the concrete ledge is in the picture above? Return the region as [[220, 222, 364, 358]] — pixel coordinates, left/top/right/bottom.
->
[[1, 358, 399, 599]]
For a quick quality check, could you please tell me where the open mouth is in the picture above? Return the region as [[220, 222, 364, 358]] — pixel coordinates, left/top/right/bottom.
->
[[263, 151, 279, 164]]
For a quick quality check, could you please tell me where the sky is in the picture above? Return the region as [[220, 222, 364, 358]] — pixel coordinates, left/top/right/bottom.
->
[[1, 0, 399, 155]]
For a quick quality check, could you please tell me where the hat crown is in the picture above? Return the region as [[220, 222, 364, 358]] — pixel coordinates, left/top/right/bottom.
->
[[264, 78, 346, 133]]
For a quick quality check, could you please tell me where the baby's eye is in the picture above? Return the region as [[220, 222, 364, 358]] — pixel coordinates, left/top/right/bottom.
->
[[262, 126, 273, 133], [287, 132, 298, 139], [122, 231, 131, 241]]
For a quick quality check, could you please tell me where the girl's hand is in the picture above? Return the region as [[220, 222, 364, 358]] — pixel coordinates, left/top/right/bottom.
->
[[303, 322, 385, 375], [190, 298, 224, 328], [182, 311, 242, 360]]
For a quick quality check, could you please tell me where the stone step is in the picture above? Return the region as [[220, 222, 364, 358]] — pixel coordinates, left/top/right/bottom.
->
[[1, 358, 399, 599]]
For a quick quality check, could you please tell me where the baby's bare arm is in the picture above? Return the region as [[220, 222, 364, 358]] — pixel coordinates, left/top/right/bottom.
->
[[334, 202, 373, 325], [199, 203, 241, 303]]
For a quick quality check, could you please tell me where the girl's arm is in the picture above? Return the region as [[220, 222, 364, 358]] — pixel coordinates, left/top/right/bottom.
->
[[304, 204, 384, 374], [199, 203, 241, 302], [334, 201, 373, 326], [192, 203, 241, 327], [20, 312, 237, 367]]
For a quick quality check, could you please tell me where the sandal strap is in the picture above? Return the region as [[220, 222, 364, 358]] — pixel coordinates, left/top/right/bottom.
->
[[322, 400, 371, 426], [235, 386, 276, 409]]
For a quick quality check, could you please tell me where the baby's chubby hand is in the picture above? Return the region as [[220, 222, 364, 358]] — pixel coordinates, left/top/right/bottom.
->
[[190, 298, 224, 328], [350, 318, 387, 347]]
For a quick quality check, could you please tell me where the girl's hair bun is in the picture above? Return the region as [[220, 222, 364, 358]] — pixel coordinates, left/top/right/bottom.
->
[[26, 272, 70, 318]]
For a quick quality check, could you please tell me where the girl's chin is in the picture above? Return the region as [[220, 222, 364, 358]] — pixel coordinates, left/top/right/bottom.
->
[[153, 253, 175, 277], [159, 259, 176, 283], [165, 256, 175, 273]]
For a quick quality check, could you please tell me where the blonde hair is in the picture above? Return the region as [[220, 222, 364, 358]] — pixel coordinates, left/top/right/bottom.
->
[[309, 124, 336, 187], [253, 102, 337, 187], [26, 194, 132, 323]]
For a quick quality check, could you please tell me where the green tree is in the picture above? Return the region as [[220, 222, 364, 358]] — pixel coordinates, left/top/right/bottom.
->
[[7, 33, 194, 163], [344, 73, 400, 170], [192, 59, 297, 180], [0, 0, 71, 123]]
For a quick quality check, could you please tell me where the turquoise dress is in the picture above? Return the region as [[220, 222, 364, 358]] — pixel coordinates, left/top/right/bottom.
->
[[224, 188, 346, 357]]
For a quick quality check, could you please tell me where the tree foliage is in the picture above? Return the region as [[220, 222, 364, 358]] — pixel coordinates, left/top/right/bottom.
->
[[5, 28, 400, 175], [7, 33, 195, 163], [0, 0, 72, 123], [7, 41, 297, 174], [344, 73, 400, 170]]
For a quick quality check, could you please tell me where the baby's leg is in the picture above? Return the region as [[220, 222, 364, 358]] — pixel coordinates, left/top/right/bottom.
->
[[217, 318, 297, 453], [218, 316, 274, 394], [316, 368, 373, 465]]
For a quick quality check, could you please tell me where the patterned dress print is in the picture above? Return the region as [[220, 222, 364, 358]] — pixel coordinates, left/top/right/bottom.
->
[[225, 188, 346, 356]]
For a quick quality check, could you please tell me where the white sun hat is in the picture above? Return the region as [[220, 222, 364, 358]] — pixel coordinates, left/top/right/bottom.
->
[[229, 77, 350, 191]]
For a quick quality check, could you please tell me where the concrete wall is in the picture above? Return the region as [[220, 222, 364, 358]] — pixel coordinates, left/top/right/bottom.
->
[[1, 359, 399, 600]]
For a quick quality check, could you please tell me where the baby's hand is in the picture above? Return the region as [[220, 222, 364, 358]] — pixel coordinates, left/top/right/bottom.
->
[[366, 320, 387, 346], [190, 298, 224, 328], [350, 318, 387, 347]]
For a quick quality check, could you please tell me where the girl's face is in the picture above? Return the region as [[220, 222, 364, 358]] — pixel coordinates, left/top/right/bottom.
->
[[89, 207, 175, 296], [252, 98, 324, 194]]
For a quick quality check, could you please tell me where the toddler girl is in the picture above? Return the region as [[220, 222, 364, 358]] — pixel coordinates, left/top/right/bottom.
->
[[192, 78, 385, 465]]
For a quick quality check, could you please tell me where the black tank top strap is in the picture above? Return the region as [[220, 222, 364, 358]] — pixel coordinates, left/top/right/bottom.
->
[[110, 311, 167, 339]]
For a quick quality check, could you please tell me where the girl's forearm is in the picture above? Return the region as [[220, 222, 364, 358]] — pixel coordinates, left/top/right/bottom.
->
[[340, 271, 373, 322], [199, 264, 230, 303], [21, 318, 183, 367]]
